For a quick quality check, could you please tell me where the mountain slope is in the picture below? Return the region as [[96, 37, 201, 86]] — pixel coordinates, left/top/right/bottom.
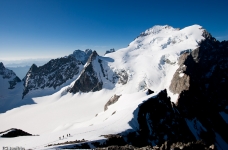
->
[[0, 24, 227, 149], [101, 25, 204, 99]]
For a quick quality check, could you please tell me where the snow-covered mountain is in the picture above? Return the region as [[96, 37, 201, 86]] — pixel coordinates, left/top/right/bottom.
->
[[0, 24, 227, 149], [0, 49, 92, 112], [22, 49, 92, 98], [68, 50, 127, 94], [70, 25, 205, 100]]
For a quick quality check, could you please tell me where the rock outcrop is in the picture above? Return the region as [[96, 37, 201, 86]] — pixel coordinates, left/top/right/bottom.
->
[[0, 128, 32, 137], [169, 53, 190, 94], [69, 51, 103, 93], [104, 94, 121, 111]]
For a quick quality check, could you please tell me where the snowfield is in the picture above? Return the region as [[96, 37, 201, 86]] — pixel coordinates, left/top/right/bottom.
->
[[0, 25, 207, 149]]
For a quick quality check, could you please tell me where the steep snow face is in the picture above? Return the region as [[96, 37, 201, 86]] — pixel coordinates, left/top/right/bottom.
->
[[105, 24, 205, 102]]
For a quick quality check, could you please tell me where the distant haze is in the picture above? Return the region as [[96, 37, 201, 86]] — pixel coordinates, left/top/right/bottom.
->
[[7, 66, 30, 80], [2, 58, 51, 79], [1, 58, 51, 67]]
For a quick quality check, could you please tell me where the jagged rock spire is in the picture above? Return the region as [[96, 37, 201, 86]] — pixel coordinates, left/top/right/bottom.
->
[[0, 62, 5, 70]]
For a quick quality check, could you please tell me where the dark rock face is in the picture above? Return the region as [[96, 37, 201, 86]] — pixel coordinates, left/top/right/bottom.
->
[[69, 51, 103, 93], [101, 134, 127, 147], [132, 90, 195, 147], [0, 128, 32, 137], [112, 89, 220, 149], [146, 89, 154, 95], [104, 94, 121, 111], [22, 53, 86, 98], [69, 51, 128, 94], [169, 37, 228, 147], [0, 62, 21, 89]]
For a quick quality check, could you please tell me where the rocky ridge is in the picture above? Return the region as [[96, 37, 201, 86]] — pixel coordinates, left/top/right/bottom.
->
[[69, 51, 103, 93], [69, 51, 129, 94], [22, 50, 91, 98]]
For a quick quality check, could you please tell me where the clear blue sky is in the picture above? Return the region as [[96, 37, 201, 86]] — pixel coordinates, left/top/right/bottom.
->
[[0, 0, 228, 61]]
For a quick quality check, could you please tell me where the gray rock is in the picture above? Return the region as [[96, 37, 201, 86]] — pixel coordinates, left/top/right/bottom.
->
[[104, 94, 121, 111], [69, 51, 103, 93], [169, 53, 190, 94]]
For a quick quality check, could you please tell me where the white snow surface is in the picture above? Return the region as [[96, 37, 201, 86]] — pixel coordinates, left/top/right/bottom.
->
[[0, 25, 206, 149]]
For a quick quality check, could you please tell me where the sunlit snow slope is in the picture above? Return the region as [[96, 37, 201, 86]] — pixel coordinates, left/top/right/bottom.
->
[[0, 25, 206, 149], [105, 24, 204, 100]]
